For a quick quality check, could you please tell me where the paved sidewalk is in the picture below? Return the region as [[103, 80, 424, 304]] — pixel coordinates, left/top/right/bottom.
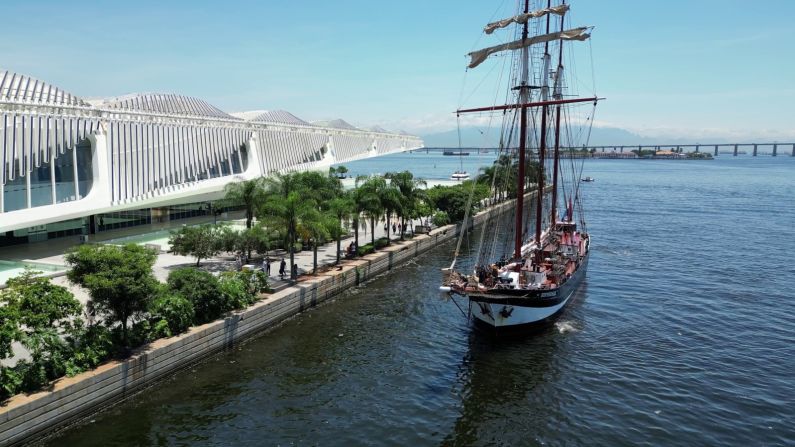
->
[[1, 217, 425, 306]]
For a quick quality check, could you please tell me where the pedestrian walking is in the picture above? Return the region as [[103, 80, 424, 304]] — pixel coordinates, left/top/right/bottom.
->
[[279, 258, 286, 279]]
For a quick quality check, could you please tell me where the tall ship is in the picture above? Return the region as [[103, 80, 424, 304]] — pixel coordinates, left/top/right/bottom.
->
[[440, 0, 601, 335]]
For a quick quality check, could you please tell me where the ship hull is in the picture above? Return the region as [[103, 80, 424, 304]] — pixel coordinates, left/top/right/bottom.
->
[[467, 252, 588, 336]]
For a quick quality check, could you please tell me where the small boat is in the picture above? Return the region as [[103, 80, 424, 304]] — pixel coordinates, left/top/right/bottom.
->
[[441, 0, 601, 336], [443, 150, 470, 156], [451, 170, 470, 181], [582, 176, 595, 182]]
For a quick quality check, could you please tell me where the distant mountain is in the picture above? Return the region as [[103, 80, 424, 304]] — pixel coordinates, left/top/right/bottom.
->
[[419, 126, 735, 148]]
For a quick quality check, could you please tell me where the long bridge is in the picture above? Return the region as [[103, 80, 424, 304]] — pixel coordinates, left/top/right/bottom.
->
[[574, 143, 795, 157]]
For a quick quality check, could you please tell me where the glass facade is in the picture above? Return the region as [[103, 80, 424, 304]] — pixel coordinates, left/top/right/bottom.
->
[[30, 165, 53, 208], [76, 141, 93, 199], [1, 139, 92, 212], [3, 173, 26, 212]]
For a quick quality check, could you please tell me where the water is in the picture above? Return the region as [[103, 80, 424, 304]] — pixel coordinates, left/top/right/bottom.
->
[[101, 229, 176, 249], [337, 151, 498, 181], [43, 155, 795, 446], [101, 221, 246, 250], [0, 260, 65, 286]]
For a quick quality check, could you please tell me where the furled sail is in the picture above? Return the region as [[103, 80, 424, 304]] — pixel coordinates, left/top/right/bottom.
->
[[484, 4, 570, 35], [468, 27, 590, 69]]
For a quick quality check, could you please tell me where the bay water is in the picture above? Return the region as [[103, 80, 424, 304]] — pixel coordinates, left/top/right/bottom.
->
[[43, 154, 795, 446]]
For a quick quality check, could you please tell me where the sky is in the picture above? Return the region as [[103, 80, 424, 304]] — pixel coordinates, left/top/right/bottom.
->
[[2, 0, 794, 142]]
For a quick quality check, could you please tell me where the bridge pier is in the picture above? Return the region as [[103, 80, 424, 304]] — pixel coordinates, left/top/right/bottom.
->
[[620, 147, 623, 153], [792, 144, 795, 157], [733, 144, 738, 156], [714, 145, 719, 156], [695, 145, 699, 153], [773, 144, 777, 156], [753, 144, 757, 156]]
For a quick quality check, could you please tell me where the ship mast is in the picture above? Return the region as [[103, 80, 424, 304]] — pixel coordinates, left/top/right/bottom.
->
[[533, 0, 553, 267], [513, 0, 531, 260], [550, 1, 566, 225], [455, 0, 599, 262]]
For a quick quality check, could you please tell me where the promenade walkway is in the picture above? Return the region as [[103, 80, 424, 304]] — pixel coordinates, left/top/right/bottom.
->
[[0, 215, 420, 306]]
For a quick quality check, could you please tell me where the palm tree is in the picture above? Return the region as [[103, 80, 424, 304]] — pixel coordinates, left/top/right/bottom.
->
[[328, 191, 355, 263], [297, 208, 333, 275], [259, 173, 314, 280], [378, 182, 403, 245], [386, 171, 427, 240], [295, 170, 345, 272], [355, 175, 386, 247], [222, 178, 265, 228]]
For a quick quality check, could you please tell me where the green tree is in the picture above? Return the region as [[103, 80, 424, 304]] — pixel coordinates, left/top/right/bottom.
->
[[169, 225, 220, 267], [222, 178, 265, 228], [0, 304, 20, 361], [65, 244, 159, 347], [215, 223, 240, 254], [355, 175, 387, 247], [297, 209, 336, 274], [328, 191, 355, 263], [432, 211, 451, 227], [386, 171, 427, 239], [298, 170, 345, 271], [259, 173, 317, 280], [7, 270, 82, 329], [426, 181, 490, 223], [237, 225, 271, 262]]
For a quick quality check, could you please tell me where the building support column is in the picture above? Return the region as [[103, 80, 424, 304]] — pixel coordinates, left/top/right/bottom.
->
[[25, 167, 31, 209], [50, 150, 56, 204], [73, 142, 80, 200]]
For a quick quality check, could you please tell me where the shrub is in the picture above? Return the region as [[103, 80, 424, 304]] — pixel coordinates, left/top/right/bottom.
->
[[167, 268, 223, 325], [218, 276, 251, 310], [432, 211, 451, 227], [19, 329, 71, 393], [0, 367, 23, 400], [234, 269, 269, 295], [0, 270, 86, 398], [374, 237, 389, 249], [357, 243, 375, 256], [149, 292, 195, 338], [64, 324, 114, 377]]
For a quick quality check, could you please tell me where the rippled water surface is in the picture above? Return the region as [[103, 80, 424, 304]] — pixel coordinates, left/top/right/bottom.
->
[[45, 156, 795, 446]]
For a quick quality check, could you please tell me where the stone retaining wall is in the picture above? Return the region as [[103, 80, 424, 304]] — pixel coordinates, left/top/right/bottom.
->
[[0, 190, 535, 446]]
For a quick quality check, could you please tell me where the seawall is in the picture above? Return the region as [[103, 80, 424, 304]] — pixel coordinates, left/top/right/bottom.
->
[[0, 189, 533, 446]]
